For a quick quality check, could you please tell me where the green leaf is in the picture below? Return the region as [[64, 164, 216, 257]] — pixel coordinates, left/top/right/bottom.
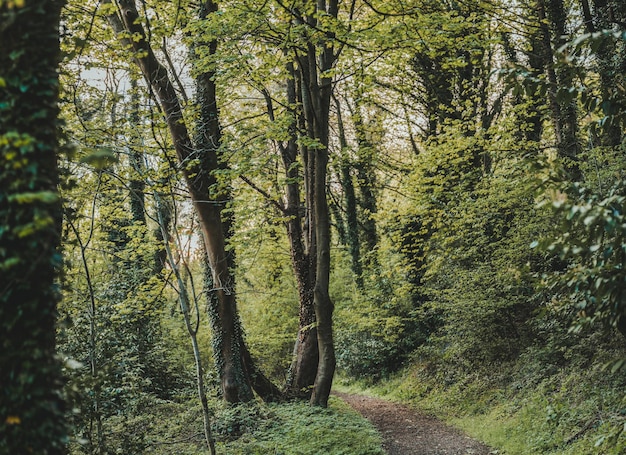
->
[[79, 147, 118, 169], [8, 191, 58, 204], [0, 257, 20, 271], [610, 358, 625, 373]]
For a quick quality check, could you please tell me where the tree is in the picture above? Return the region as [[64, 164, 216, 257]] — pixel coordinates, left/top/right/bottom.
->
[[538, 0, 582, 179], [0, 0, 67, 452], [199, 0, 348, 404], [103, 0, 280, 403], [276, 0, 340, 406], [539, 31, 626, 339], [580, 0, 626, 147]]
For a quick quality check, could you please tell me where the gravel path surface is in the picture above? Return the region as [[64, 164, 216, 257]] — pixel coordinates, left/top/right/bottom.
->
[[335, 392, 495, 455]]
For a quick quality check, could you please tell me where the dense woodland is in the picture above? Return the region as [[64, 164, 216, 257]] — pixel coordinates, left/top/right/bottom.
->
[[2, 0, 626, 453]]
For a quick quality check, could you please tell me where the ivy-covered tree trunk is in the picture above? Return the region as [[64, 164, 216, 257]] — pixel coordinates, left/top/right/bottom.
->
[[581, 0, 626, 147], [0, 0, 67, 453], [193, 0, 253, 404], [282, 134, 319, 398], [537, 0, 582, 179], [278, 0, 339, 405], [196, 0, 280, 402], [106, 0, 279, 403]]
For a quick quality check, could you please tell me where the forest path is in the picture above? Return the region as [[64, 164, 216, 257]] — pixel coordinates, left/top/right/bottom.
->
[[334, 392, 494, 455]]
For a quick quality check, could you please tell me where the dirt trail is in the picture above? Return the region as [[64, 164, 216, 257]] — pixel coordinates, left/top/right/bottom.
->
[[335, 392, 494, 455]]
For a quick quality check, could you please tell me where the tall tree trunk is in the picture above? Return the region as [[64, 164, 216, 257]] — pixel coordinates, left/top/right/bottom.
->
[[277, 61, 319, 399], [537, 0, 582, 179], [106, 0, 279, 403], [0, 0, 67, 453], [280, 0, 338, 406], [300, 0, 338, 407], [193, 0, 250, 403], [195, 0, 281, 403], [335, 97, 364, 288]]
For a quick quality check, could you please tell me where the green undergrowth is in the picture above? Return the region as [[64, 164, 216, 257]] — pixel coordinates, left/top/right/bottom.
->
[[214, 397, 384, 454], [336, 346, 626, 455], [82, 396, 384, 455]]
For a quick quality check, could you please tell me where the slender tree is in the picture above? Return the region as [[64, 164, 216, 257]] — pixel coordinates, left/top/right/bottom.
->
[[580, 0, 626, 147], [290, 0, 340, 407], [536, 0, 582, 178], [104, 0, 280, 403]]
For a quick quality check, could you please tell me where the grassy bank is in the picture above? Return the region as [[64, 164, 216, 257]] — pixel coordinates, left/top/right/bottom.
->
[[337, 344, 626, 454]]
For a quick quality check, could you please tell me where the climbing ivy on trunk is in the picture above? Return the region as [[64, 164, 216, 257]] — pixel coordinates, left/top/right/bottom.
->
[[0, 0, 67, 452]]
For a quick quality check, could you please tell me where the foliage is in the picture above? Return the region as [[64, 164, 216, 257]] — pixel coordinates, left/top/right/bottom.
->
[[532, 30, 626, 339], [9, 0, 626, 450], [539, 178, 626, 336], [333, 249, 424, 380], [63, 396, 384, 455], [214, 398, 384, 455]]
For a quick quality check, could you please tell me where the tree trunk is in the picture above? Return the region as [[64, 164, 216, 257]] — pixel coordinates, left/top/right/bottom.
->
[[279, 62, 319, 399], [106, 0, 279, 403], [537, 0, 582, 179], [156, 197, 216, 454], [0, 0, 67, 453], [303, 0, 338, 407], [335, 97, 364, 288], [310, 142, 336, 407]]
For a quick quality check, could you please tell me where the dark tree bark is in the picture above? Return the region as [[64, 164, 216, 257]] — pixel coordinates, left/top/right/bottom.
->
[[282, 63, 319, 398], [298, 0, 338, 408], [537, 0, 582, 179], [274, 0, 338, 406], [0, 0, 67, 453], [195, 0, 281, 402], [335, 98, 364, 288]]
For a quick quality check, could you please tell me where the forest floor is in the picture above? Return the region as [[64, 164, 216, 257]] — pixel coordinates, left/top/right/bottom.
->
[[335, 392, 495, 455]]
